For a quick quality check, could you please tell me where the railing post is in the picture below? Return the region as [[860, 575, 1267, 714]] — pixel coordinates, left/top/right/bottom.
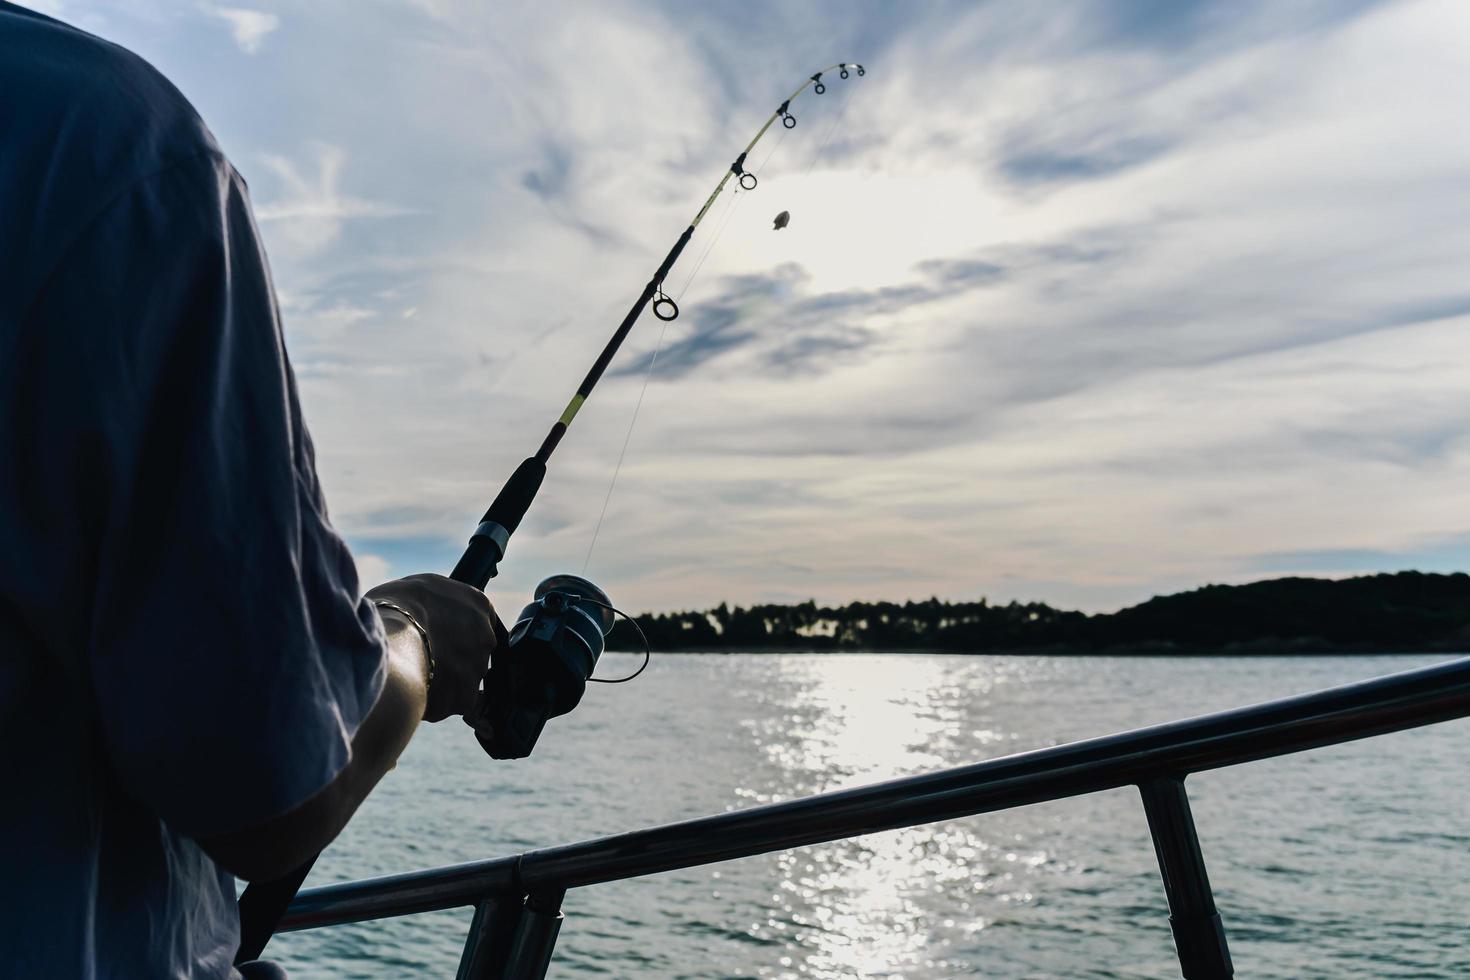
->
[[1139, 776, 1233, 979], [456, 895, 520, 980], [502, 888, 565, 980], [454, 890, 565, 980]]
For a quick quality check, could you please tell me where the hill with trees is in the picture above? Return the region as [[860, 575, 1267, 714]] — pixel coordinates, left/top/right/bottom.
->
[[604, 572, 1470, 654]]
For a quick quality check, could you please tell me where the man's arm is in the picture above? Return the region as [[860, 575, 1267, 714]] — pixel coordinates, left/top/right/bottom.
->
[[197, 612, 427, 881], [198, 574, 496, 882], [29, 148, 502, 871]]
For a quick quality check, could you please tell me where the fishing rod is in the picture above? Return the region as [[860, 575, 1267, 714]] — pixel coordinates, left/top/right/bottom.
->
[[449, 60, 866, 590], [236, 61, 865, 965]]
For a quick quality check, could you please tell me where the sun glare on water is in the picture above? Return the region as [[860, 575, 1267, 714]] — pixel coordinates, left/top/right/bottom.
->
[[732, 656, 1043, 978]]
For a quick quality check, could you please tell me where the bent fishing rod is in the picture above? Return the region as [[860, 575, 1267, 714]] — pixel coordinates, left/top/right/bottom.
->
[[449, 60, 866, 589], [236, 61, 865, 964]]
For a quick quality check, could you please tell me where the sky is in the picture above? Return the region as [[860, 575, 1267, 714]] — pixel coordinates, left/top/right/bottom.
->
[[27, 0, 1470, 612]]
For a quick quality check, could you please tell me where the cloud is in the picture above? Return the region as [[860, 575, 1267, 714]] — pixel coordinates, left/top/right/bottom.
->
[[519, 140, 572, 200], [252, 143, 416, 256], [1251, 534, 1470, 577], [206, 5, 279, 54], [352, 553, 391, 591], [73, 0, 1470, 614], [639, 304, 758, 379], [620, 258, 1005, 380], [611, 219, 1145, 385], [998, 133, 1176, 186], [1072, 0, 1384, 54], [912, 258, 1008, 288]]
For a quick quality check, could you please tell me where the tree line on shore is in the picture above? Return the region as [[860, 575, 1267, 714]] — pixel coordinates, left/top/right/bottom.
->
[[604, 571, 1470, 654]]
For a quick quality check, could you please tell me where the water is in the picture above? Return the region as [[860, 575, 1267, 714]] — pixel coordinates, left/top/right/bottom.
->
[[269, 654, 1469, 978]]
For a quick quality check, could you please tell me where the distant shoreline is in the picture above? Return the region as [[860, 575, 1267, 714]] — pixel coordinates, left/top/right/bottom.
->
[[606, 646, 1468, 657], [606, 572, 1470, 655]]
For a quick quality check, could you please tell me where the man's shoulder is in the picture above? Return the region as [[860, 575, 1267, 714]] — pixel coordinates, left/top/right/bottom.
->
[[0, 3, 223, 172], [0, 2, 228, 305]]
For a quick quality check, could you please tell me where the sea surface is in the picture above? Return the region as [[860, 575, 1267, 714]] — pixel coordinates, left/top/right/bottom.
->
[[268, 653, 1469, 978]]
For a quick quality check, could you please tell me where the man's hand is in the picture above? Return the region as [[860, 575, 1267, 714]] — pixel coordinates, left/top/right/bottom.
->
[[366, 573, 499, 722]]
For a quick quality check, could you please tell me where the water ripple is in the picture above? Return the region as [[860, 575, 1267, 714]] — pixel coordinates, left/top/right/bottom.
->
[[269, 653, 1469, 978]]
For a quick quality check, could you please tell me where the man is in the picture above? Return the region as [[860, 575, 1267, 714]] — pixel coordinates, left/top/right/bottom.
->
[[0, 3, 500, 976]]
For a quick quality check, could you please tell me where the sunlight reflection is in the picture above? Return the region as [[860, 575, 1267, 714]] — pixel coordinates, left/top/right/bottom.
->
[[733, 656, 1043, 977]]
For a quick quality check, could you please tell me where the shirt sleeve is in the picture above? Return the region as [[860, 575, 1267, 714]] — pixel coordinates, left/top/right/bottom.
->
[[26, 152, 388, 840]]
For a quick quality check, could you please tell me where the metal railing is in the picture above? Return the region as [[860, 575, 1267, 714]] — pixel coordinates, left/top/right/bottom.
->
[[275, 656, 1470, 979]]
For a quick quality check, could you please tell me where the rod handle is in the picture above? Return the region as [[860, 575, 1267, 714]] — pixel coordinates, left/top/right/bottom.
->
[[451, 456, 546, 589]]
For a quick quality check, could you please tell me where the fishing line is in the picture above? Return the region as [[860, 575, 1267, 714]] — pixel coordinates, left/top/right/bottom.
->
[[581, 72, 850, 575], [753, 122, 790, 175], [578, 317, 669, 574], [803, 82, 856, 181], [665, 123, 785, 305], [674, 178, 747, 299], [581, 106, 822, 574], [582, 180, 747, 573]]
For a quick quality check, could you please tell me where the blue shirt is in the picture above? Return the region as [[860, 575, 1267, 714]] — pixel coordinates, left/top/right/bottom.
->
[[0, 5, 388, 976]]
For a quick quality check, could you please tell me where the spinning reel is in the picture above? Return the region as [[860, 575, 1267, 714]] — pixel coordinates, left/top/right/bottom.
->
[[465, 574, 617, 759]]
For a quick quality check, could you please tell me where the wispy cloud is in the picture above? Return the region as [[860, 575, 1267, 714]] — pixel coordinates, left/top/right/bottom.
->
[[204, 4, 279, 54], [20, 0, 71, 16], [352, 553, 391, 591], [253, 143, 416, 256], [66, 0, 1470, 612], [1252, 533, 1470, 577]]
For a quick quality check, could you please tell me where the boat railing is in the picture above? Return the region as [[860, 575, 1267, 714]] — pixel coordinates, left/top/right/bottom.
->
[[273, 655, 1470, 979]]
